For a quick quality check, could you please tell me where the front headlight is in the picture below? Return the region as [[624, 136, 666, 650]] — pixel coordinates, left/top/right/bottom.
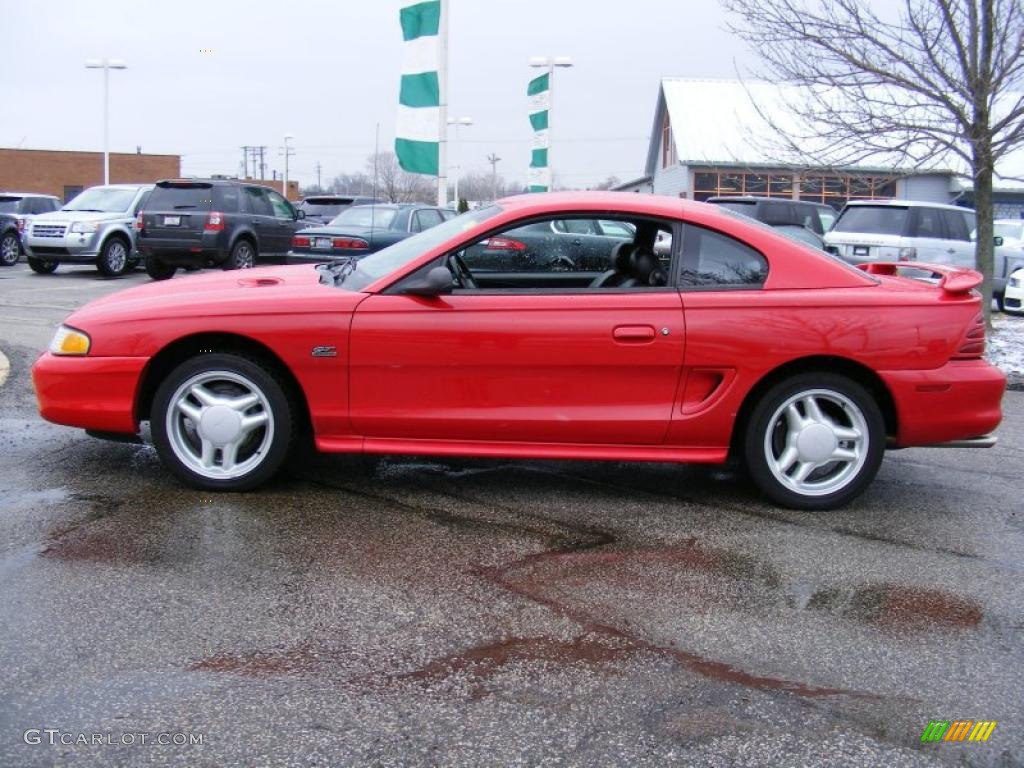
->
[[49, 325, 91, 355], [70, 221, 100, 234], [1011, 276, 1021, 288]]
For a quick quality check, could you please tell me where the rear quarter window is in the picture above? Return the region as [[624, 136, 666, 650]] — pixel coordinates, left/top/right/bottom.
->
[[680, 225, 768, 288]]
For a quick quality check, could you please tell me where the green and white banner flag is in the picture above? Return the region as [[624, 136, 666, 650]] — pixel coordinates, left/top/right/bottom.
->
[[396, 1, 442, 176], [527, 72, 550, 192]]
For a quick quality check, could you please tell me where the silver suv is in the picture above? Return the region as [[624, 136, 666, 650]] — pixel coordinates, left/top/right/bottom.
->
[[23, 184, 153, 277], [824, 199, 1024, 308]]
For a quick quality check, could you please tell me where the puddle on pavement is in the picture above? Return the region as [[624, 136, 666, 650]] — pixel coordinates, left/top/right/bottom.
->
[[805, 584, 983, 631]]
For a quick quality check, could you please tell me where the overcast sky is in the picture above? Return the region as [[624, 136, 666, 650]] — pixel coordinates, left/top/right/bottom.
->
[[3, 0, 751, 190]]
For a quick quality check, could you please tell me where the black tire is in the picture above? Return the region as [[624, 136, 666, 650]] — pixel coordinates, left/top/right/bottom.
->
[[96, 236, 131, 277], [150, 353, 295, 491], [0, 231, 20, 266], [145, 255, 177, 281], [223, 240, 256, 270], [743, 372, 885, 510], [27, 256, 58, 274], [995, 292, 1005, 312]]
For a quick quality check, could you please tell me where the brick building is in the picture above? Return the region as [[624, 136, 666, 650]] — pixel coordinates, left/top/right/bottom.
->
[[0, 148, 180, 202]]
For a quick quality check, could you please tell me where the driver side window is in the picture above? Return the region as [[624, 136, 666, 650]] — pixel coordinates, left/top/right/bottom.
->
[[448, 215, 674, 292]]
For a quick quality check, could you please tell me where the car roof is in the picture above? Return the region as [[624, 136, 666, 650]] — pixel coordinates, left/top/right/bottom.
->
[[0, 191, 60, 199], [706, 195, 816, 207], [842, 199, 969, 212]]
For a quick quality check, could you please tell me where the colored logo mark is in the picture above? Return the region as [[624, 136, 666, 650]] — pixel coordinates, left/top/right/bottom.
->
[[921, 720, 997, 743]]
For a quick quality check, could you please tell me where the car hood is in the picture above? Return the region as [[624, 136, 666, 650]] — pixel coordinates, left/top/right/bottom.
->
[[67, 265, 366, 333], [33, 209, 130, 223]]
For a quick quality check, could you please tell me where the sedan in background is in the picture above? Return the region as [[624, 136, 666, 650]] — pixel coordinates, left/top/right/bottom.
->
[[33, 193, 1003, 511], [295, 195, 383, 226], [287, 203, 454, 263]]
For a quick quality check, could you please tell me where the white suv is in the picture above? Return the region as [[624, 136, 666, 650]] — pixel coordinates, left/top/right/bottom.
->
[[824, 200, 1024, 309]]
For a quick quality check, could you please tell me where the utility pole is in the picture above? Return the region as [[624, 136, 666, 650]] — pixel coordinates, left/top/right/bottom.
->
[[258, 146, 267, 180], [315, 161, 322, 191], [280, 135, 295, 200], [487, 153, 501, 201], [240, 146, 251, 178]]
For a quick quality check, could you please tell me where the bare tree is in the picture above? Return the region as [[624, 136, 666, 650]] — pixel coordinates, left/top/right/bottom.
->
[[722, 0, 1024, 325], [328, 172, 373, 195], [364, 152, 434, 203], [590, 176, 622, 190]]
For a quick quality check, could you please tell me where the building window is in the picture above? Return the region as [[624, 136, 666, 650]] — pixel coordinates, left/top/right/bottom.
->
[[691, 169, 896, 208], [661, 112, 677, 169]]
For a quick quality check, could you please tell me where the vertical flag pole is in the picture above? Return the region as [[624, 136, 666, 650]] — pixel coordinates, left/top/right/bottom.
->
[[437, 0, 449, 207]]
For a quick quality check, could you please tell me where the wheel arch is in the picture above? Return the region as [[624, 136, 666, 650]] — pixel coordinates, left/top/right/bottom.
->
[[230, 230, 258, 253], [729, 355, 898, 459], [135, 332, 312, 436]]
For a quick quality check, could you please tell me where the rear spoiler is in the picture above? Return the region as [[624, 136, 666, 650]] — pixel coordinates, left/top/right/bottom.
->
[[856, 262, 982, 294]]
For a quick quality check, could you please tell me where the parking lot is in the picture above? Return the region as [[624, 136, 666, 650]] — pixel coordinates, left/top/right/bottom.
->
[[0, 263, 1022, 767]]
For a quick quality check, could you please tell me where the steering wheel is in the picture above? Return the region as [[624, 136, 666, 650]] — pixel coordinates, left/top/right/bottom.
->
[[449, 252, 478, 289]]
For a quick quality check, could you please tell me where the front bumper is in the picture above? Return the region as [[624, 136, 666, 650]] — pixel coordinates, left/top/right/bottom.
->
[[32, 353, 147, 434], [24, 230, 104, 262], [880, 360, 1006, 447], [1004, 282, 1024, 313]]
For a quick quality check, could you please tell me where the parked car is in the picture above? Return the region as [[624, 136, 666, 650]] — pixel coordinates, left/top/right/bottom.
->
[[22, 185, 151, 276], [824, 200, 1023, 308], [462, 217, 636, 273], [1004, 266, 1024, 314], [33, 192, 1004, 510], [295, 195, 383, 226], [0, 192, 61, 266], [706, 196, 834, 238], [286, 203, 454, 263], [136, 179, 308, 280]]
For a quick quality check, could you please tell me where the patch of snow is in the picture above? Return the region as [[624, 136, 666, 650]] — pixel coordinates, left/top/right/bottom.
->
[[988, 313, 1024, 379]]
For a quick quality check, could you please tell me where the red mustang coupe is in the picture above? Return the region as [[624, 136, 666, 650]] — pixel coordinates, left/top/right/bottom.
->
[[33, 193, 1005, 509]]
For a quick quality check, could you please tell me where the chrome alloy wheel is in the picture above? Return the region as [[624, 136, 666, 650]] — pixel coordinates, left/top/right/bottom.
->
[[165, 370, 274, 480], [1, 234, 19, 265], [105, 240, 127, 272], [763, 388, 869, 498]]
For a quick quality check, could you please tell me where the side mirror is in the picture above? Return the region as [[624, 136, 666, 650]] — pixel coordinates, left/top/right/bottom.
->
[[296, 209, 306, 220], [402, 266, 453, 297], [994, 235, 1004, 247]]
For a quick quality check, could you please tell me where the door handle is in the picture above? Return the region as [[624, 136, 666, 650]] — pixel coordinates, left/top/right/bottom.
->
[[613, 325, 656, 342]]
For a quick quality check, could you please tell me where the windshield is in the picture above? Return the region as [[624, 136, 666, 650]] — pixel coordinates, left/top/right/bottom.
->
[[330, 206, 398, 229], [341, 205, 503, 291], [995, 221, 1024, 241], [832, 205, 908, 235], [0, 197, 23, 213], [64, 186, 138, 213]]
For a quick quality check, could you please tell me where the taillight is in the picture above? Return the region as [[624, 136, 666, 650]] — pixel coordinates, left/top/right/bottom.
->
[[953, 312, 986, 359], [332, 237, 368, 250], [204, 211, 225, 232], [134, 212, 144, 231], [292, 235, 310, 248], [485, 236, 527, 252]]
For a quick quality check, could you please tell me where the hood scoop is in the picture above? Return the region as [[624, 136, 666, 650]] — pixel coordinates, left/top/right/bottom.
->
[[237, 276, 283, 288]]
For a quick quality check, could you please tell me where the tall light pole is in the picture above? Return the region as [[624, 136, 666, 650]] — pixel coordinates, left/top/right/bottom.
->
[[447, 117, 473, 207], [528, 56, 572, 191], [281, 135, 295, 200], [84, 58, 127, 185], [487, 153, 501, 201]]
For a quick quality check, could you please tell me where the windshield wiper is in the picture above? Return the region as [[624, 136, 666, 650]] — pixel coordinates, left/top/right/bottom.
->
[[325, 256, 359, 285], [68, 208, 105, 212]]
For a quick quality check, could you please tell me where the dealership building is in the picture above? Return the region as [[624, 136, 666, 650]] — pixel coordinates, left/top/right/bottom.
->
[[616, 79, 1024, 218]]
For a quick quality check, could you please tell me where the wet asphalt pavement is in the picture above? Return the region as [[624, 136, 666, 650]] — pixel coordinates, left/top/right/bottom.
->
[[0, 262, 1022, 768]]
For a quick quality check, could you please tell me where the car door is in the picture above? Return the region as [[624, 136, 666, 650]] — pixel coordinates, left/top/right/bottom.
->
[[909, 206, 953, 264], [242, 186, 276, 253], [266, 190, 300, 256], [348, 214, 685, 446], [937, 208, 975, 270]]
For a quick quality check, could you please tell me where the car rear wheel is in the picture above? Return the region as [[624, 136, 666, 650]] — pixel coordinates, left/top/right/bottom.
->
[[96, 236, 130, 277], [224, 241, 256, 270], [744, 373, 884, 510], [1, 232, 20, 266], [145, 255, 176, 281], [995, 292, 1005, 312], [27, 256, 58, 274], [151, 353, 295, 491]]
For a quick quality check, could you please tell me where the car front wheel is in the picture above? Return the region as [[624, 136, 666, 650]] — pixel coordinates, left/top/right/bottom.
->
[[96, 237, 130, 277], [151, 353, 294, 491], [744, 373, 884, 510], [1, 232, 20, 266], [224, 240, 256, 270]]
